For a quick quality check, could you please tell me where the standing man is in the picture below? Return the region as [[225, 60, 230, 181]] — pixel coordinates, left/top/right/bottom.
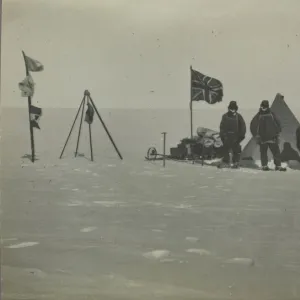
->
[[250, 100, 286, 171], [218, 101, 246, 168]]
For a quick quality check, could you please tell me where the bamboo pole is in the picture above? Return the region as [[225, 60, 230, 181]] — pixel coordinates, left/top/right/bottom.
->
[[22, 51, 35, 163], [74, 95, 86, 157], [59, 97, 85, 159]]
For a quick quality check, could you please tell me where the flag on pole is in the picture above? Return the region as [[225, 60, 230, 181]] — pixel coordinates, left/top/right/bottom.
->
[[191, 68, 223, 104], [85, 102, 94, 124], [29, 105, 42, 129], [24, 54, 44, 72], [18, 75, 35, 97]]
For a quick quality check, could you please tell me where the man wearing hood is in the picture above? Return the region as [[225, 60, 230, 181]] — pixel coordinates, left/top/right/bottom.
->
[[218, 101, 246, 168], [250, 100, 286, 171]]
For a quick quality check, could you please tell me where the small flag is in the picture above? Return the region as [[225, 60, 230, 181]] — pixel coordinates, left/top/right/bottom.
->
[[191, 68, 223, 104], [85, 102, 94, 124], [24, 54, 44, 72], [29, 105, 42, 129], [18, 75, 35, 97]]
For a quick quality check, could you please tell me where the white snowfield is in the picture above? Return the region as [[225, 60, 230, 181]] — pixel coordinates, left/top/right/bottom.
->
[[1, 108, 300, 300]]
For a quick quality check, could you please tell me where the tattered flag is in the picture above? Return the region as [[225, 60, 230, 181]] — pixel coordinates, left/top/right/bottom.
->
[[24, 54, 44, 72], [29, 105, 42, 129], [18, 75, 35, 97]]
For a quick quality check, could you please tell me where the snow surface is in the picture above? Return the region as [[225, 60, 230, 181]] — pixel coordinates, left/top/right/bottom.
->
[[1, 108, 300, 300]]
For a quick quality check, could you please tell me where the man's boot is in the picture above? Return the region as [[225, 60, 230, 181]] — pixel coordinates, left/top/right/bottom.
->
[[275, 166, 287, 172], [217, 162, 230, 169], [231, 162, 240, 169], [232, 152, 241, 169]]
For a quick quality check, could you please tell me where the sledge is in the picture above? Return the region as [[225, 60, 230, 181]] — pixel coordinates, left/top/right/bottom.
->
[[145, 128, 225, 166], [145, 147, 199, 163], [145, 146, 222, 166]]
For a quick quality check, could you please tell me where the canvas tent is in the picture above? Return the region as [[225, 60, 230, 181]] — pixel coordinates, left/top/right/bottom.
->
[[241, 93, 300, 166]]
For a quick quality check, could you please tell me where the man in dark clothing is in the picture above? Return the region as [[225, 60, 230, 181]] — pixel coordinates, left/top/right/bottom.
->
[[296, 126, 300, 152], [250, 100, 286, 171], [218, 101, 246, 168]]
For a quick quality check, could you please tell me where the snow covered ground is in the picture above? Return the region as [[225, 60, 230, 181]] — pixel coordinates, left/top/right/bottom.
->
[[1, 108, 300, 299]]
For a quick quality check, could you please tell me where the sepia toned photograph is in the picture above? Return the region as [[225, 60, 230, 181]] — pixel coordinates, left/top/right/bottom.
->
[[1, 0, 300, 299]]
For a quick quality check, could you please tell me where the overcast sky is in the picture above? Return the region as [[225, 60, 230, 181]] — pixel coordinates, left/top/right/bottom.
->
[[2, 0, 300, 109]]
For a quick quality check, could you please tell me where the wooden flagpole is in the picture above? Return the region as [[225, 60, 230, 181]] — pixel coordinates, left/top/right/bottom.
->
[[22, 51, 35, 163], [190, 65, 193, 139]]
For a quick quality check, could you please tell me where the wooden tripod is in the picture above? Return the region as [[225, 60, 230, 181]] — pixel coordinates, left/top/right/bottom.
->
[[59, 90, 123, 161]]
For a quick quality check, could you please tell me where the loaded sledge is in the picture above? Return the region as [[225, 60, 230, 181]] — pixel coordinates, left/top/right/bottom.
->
[[145, 127, 224, 164]]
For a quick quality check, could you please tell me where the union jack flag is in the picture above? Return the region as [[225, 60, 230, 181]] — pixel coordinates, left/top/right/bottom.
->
[[191, 68, 223, 104]]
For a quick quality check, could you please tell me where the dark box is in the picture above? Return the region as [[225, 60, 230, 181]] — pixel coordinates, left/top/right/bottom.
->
[[170, 147, 187, 158]]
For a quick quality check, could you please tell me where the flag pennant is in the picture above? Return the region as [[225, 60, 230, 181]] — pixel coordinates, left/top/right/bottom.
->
[[191, 68, 223, 104], [30, 105, 42, 129], [24, 54, 44, 72], [18, 75, 35, 97], [85, 102, 94, 124]]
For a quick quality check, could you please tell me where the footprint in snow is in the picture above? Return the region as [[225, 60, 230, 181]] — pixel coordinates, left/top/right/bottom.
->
[[225, 257, 255, 266], [25, 268, 47, 278], [174, 204, 192, 209], [80, 227, 97, 233], [67, 202, 84, 207], [6, 242, 39, 249], [186, 248, 211, 256], [143, 250, 170, 260]]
